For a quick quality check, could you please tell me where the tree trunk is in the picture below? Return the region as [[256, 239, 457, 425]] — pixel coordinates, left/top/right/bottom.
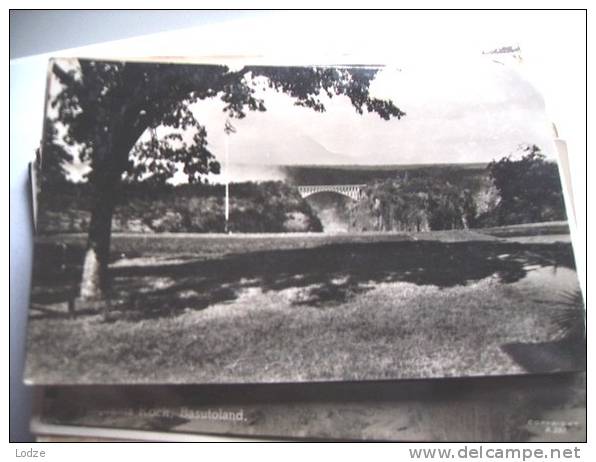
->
[[76, 116, 148, 305], [79, 172, 119, 300]]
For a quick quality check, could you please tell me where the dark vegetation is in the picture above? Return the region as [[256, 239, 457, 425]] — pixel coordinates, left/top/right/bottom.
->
[[345, 146, 567, 232], [484, 145, 568, 226], [350, 176, 479, 232], [37, 181, 322, 234]]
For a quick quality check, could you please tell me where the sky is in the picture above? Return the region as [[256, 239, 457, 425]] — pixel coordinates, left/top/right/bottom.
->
[[185, 52, 555, 183], [60, 51, 558, 184]]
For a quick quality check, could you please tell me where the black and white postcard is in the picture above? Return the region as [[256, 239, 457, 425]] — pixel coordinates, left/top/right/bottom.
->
[[25, 55, 585, 384]]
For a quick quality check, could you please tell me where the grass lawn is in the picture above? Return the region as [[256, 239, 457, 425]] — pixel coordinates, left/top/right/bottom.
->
[[25, 226, 585, 384]]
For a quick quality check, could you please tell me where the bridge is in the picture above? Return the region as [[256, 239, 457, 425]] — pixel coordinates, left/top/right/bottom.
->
[[297, 184, 366, 201]]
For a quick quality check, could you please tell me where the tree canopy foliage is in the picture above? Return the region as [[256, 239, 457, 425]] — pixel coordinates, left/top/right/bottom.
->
[[352, 175, 477, 232], [486, 145, 566, 225], [49, 59, 405, 185], [37, 118, 73, 187]]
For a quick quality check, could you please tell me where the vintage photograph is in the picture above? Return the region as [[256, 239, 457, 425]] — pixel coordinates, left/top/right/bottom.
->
[[34, 373, 586, 442], [25, 54, 585, 384]]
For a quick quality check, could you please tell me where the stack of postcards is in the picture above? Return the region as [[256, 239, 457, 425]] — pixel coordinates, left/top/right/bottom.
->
[[24, 47, 586, 442]]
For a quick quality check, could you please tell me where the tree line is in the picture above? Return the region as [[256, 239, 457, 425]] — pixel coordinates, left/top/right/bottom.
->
[[37, 180, 323, 234], [349, 145, 567, 232]]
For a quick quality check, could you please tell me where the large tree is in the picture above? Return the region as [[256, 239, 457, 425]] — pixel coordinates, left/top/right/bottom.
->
[[47, 58, 405, 303]]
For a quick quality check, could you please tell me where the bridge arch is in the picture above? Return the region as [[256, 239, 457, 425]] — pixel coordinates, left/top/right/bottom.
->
[[297, 184, 365, 201]]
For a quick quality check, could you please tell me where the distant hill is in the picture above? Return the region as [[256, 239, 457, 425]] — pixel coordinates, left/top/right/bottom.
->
[[219, 162, 490, 185], [282, 163, 488, 171], [239, 134, 353, 166]]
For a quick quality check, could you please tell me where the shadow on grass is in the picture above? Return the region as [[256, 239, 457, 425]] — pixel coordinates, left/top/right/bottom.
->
[[501, 289, 586, 373], [30, 238, 580, 323], [501, 339, 586, 374]]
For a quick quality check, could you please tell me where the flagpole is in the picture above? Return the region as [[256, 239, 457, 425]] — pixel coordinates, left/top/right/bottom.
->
[[224, 131, 230, 233]]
